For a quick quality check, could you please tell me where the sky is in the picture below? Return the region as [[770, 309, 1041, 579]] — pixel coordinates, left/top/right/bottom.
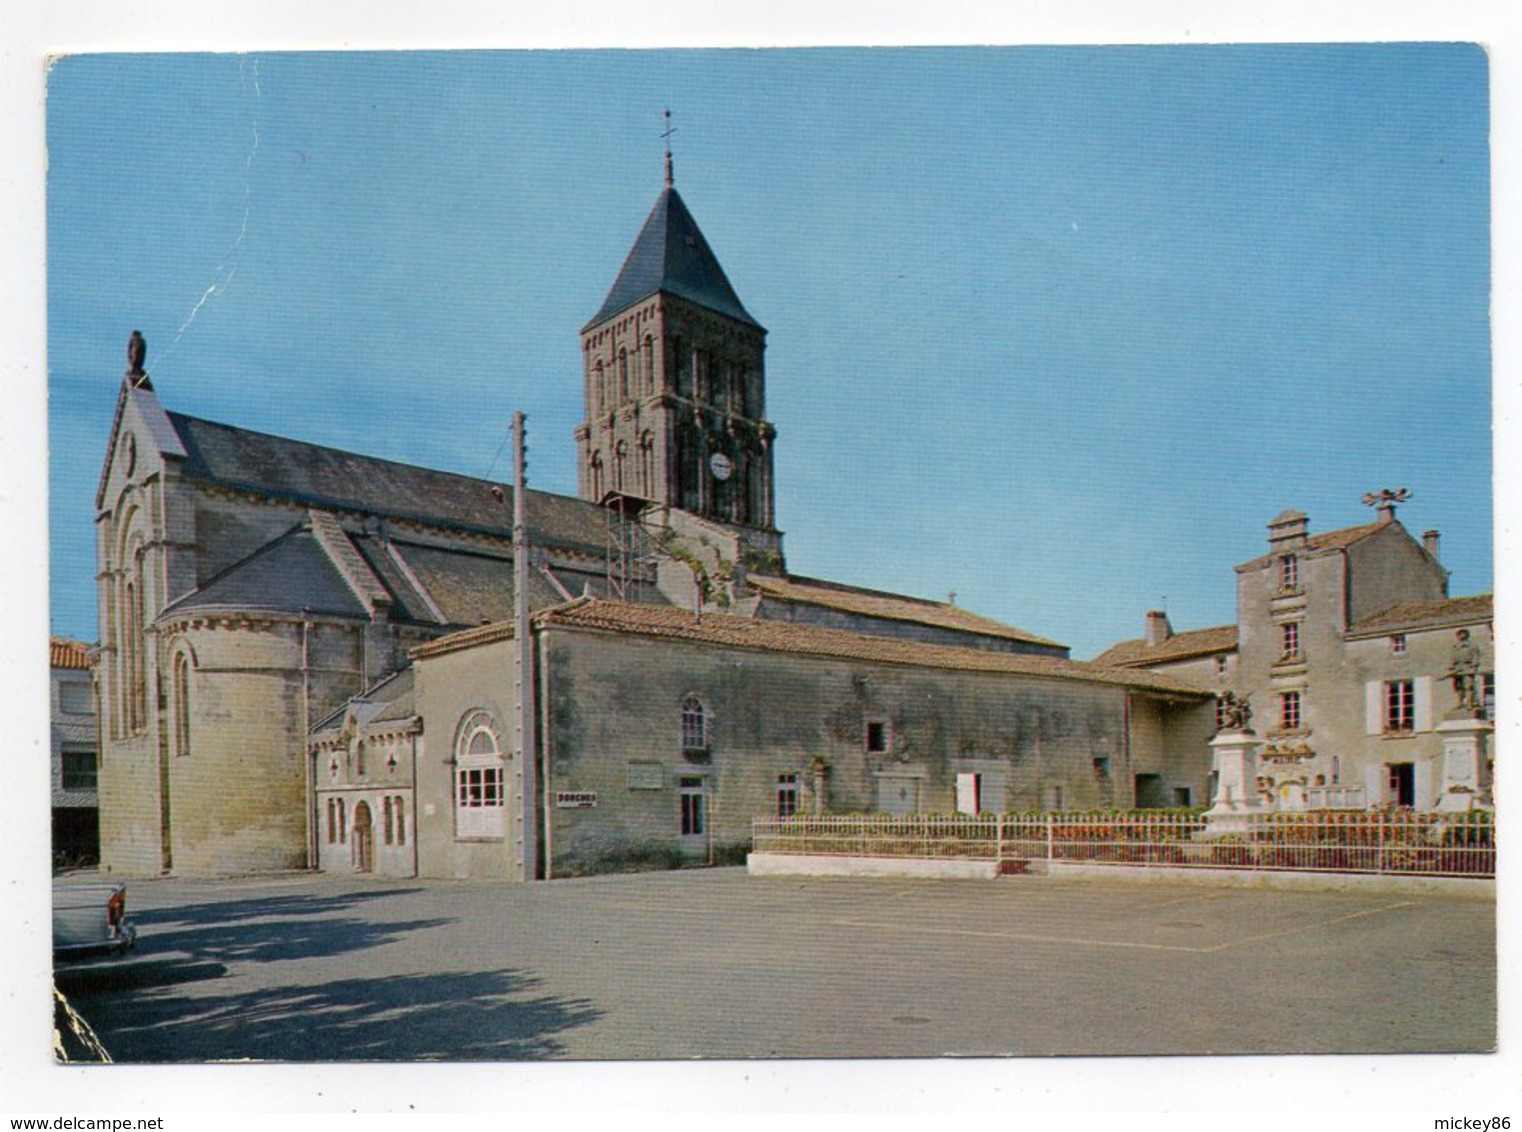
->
[[46, 46, 1491, 660]]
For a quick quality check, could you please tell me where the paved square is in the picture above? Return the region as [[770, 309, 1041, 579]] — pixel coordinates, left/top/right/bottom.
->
[[57, 869, 1494, 1060]]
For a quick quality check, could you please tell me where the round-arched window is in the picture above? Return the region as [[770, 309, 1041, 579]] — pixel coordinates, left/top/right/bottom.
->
[[455, 710, 506, 840], [681, 696, 708, 753]]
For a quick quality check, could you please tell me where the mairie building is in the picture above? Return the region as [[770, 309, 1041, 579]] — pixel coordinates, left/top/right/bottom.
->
[[1097, 501, 1494, 812], [96, 168, 1212, 877]]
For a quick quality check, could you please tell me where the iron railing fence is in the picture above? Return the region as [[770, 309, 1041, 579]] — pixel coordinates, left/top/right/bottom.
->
[[752, 813, 1005, 859], [751, 810, 1494, 878]]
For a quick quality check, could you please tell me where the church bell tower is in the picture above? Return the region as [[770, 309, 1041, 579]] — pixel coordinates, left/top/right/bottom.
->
[[574, 145, 777, 538]]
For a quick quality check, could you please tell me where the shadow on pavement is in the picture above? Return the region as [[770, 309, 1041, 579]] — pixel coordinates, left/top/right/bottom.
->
[[55, 952, 228, 994], [126, 889, 450, 965], [93, 967, 601, 1061], [129, 887, 425, 927]]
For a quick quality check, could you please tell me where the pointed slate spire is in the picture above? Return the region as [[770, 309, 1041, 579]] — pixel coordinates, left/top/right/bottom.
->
[[584, 185, 761, 331]]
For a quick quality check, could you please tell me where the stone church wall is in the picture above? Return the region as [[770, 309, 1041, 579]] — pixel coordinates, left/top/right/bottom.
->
[[161, 621, 310, 873]]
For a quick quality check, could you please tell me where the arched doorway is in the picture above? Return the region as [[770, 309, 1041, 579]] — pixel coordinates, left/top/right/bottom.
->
[[352, 801, 374, 873]]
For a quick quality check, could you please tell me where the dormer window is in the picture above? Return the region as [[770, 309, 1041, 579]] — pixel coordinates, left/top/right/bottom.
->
[[1279, 554, 1299, 590]]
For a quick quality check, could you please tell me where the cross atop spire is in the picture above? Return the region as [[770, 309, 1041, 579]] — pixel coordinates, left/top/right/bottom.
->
[[662, 108, 676, 187]]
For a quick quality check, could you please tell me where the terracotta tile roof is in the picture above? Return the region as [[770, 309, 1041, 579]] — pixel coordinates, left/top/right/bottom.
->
[[750, 574, 1065, 650], [1093, 625, 1239, 668], [50, 638, 94, 670], [415, 598, 1208, 698], [1347, 593, 1493, 638], [1238, 521, 1387, 571]]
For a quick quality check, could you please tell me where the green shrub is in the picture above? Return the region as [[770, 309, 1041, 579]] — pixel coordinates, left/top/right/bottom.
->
[[557, 841, 687, 877]]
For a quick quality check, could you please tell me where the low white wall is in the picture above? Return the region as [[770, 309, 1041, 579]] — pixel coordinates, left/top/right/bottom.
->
[[1043, 860, 1494, 898], [747, 852, 999, 880]]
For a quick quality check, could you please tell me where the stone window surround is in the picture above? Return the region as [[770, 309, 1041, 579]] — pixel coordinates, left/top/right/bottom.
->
[[1279, 620, 1302, 661], [1278, 689, 1303, 732], [680, 695, 709, 753], [775, 772, 799, 818], [453, 709, 506, 841], [1277, 553, 1301, 592]]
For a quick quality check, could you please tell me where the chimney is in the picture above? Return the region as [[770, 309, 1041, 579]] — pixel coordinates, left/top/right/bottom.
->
[[1145, 610, 1173, 647], [1423, 530, 1441, 561], [1376, 502, 1396, 524], [1266, 509, 1309, 549]]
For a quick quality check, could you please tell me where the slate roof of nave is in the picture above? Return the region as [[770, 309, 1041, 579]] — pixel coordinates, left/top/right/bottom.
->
[[165, 412, 614, 555], [158, 528, 371, 621], [157, 524, 657, 628], [749, 574, 1066, 651], [414, 598, 1210, 699], [1092, 624, 1240, 668], [1346, 593, 1494, 638], [584, 186, 761, 331]]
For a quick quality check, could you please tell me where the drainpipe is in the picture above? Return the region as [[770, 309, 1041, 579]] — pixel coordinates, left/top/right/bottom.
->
[[1122, 692, 1133, 806], [410, 728, 420, 878], [302, 609, 315, 870], [538, 626, 554, 880]]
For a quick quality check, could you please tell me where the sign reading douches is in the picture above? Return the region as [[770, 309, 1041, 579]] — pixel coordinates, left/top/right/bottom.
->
[[555, 791, 598, 809]]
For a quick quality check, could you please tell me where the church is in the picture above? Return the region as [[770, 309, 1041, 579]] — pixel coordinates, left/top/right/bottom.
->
[[94, 162, 1213, 878]]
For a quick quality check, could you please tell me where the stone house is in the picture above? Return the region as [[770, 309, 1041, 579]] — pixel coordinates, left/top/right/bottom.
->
[[50, 637, 100, 864], [402, 599, 1209, 881], [1097, 500, 1493, 811]]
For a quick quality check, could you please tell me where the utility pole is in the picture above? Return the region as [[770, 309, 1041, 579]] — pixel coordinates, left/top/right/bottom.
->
[[513, 412, 539, 881]]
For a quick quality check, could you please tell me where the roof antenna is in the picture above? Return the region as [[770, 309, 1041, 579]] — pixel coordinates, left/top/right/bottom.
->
[[662, 107, 676, 187]]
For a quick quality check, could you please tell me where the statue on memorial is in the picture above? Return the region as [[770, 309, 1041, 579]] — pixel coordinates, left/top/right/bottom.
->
[[1448, 628, 1483, 716], [1217, 690, 1252, 732], [126, 330, 146, 376]]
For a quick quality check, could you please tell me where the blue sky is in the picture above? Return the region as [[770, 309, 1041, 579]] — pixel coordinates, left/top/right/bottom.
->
[[46, 45, 1492, 659]]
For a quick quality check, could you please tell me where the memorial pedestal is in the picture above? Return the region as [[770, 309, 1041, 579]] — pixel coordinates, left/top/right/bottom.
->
[[1202, 728, 1270, 837], [1435, 715, 1493, 813]]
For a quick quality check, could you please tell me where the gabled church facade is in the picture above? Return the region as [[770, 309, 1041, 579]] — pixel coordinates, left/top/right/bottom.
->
[[93, 373, 644, 874], [94, 167, 1198, 878]]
